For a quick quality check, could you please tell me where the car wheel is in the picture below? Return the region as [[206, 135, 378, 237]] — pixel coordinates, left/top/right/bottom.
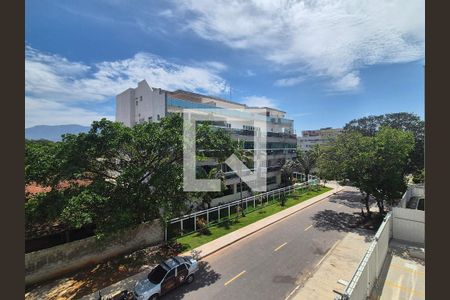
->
[[186, 274, 195, 284], [148, 294, 159, 300]]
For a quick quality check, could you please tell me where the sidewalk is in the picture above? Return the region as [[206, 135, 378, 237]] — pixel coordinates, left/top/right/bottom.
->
[[81, 183, 342, 299], [289, 231, 372, 300]]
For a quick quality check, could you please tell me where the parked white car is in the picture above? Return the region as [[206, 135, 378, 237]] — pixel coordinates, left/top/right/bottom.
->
[[133, 256, 199, 300]]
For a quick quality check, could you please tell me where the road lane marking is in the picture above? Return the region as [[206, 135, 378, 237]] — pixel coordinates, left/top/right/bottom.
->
[[304, 225, 313, 231], [224, 270, 246, 286], [274, 242, 288, 252], [315, 240, 340, 267]]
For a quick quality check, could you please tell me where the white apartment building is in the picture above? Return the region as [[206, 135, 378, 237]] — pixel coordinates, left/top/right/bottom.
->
[[116, 80, 297, 206], [297, 127, 343, 150]]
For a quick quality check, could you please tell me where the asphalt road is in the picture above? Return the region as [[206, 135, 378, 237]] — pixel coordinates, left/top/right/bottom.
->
[[162, 187, 371, 300]]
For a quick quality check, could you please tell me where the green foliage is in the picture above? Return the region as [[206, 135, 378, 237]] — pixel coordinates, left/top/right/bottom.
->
[[280, 159, 296, 186], [412, 169, 425, 184], [295, 147, 320, 177], [344, 112, 424, 173], [319, 127, 414, 215], [25, 139, 62, 187], [25, 191, 68, 229], [281, 147, 319, 187], [25, 114, 237, 237]]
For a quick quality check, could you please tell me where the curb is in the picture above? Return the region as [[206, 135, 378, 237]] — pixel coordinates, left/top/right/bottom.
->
[[183, 185, 344, 260]]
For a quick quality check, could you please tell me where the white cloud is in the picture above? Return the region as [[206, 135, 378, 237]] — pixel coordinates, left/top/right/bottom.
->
[[25, 97, 115, 127], [241, 96, 278, 108], [330, 72, 361, 92], [170, 0, 424, 91], [25, 46, 228, 126], [274, 76, 306, 87]]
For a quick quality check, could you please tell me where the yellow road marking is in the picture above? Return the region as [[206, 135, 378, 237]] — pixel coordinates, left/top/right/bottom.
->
[[390, 264, 425, 276], [274, 242, 288, 252], [304, 225, 313, 231], [384, 280, 425, 297], [224, 270, 246, 286]]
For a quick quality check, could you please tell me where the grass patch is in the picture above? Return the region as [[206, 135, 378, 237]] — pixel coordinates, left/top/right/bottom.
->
[[176, 186, 332, 251]]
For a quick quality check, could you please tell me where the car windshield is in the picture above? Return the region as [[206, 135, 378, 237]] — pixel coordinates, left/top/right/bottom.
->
[[147, 265, 168, 284]]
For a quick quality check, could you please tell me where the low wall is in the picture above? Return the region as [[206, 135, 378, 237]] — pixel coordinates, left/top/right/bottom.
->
[[25, 219, 164, 286], [343, 213, 392, 300], [392, 207, 425, 245]]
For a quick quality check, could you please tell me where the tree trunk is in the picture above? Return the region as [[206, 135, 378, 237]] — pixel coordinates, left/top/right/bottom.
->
[[363, 193, 371, 218], [377, 199, 385, 215]]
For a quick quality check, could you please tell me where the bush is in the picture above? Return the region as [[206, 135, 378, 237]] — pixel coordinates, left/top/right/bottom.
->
[[412, 169, 425, 183], [196, 217, 211, 235]]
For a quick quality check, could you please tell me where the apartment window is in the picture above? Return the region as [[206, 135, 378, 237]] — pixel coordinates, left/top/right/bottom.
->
[[140, 96, 143, 101], [148, 116, 152, 121], [157, 114, 160, 121], [136, 100, 138, 106]]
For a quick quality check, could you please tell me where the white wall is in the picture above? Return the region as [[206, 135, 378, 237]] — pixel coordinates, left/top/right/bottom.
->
[[392, 207, 425, 245], [116, 80, 167, 126], [134, 80, 166, 123], [345, 214, 392, 300], [115, 88, 135, 126]]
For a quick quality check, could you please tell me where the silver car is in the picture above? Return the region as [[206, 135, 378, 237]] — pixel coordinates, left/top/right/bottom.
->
[[133, 256, 199, 300]]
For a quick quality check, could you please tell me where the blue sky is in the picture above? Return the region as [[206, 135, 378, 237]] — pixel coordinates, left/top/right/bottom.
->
[[25, 0, 424, 133]]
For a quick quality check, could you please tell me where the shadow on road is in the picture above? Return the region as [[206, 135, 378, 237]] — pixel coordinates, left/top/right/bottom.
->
[[311, 210, 373, 242], [161, 259, 221, 299], [328, 189, 376, 209]]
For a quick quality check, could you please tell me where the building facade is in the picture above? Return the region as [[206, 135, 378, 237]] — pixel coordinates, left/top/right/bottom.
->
[[297, 127, 343, 151], [116, 80, 297, 206]]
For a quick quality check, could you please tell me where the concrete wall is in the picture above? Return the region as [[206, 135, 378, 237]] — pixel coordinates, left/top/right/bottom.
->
[[345, 213, 393, 300], [116, 88, 135, 126], [134, 80, 167, 123], [392, 207, 425, 245], [25, 219, 164, 286], [116, 80, 167, 126]]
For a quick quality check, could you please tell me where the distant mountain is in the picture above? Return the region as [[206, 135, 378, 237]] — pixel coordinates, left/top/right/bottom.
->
[[25, 125, 90, 141]]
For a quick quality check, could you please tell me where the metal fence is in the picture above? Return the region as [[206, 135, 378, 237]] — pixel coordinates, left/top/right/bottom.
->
[[166, 176, 319, 240], [339, 212, 392, 300]]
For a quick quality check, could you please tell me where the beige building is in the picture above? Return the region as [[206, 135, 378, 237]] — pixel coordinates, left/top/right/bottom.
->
[[297, 127, 343, 150]]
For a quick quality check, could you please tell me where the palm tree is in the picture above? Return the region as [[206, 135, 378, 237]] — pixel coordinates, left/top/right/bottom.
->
[[295, 146, 320, 179], [280, 159, 296, 187]]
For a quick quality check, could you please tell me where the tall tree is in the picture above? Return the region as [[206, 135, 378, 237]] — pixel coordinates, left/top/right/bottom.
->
[[318, 127, 414, 216], [25, 114, 237, 237], [344, 112, 424, 173]]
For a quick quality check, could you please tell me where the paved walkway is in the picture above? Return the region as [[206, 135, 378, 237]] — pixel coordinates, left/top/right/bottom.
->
[[374, 241, 425, 300], [80, 183, 342, 299], [289, 231, 372, 300]]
